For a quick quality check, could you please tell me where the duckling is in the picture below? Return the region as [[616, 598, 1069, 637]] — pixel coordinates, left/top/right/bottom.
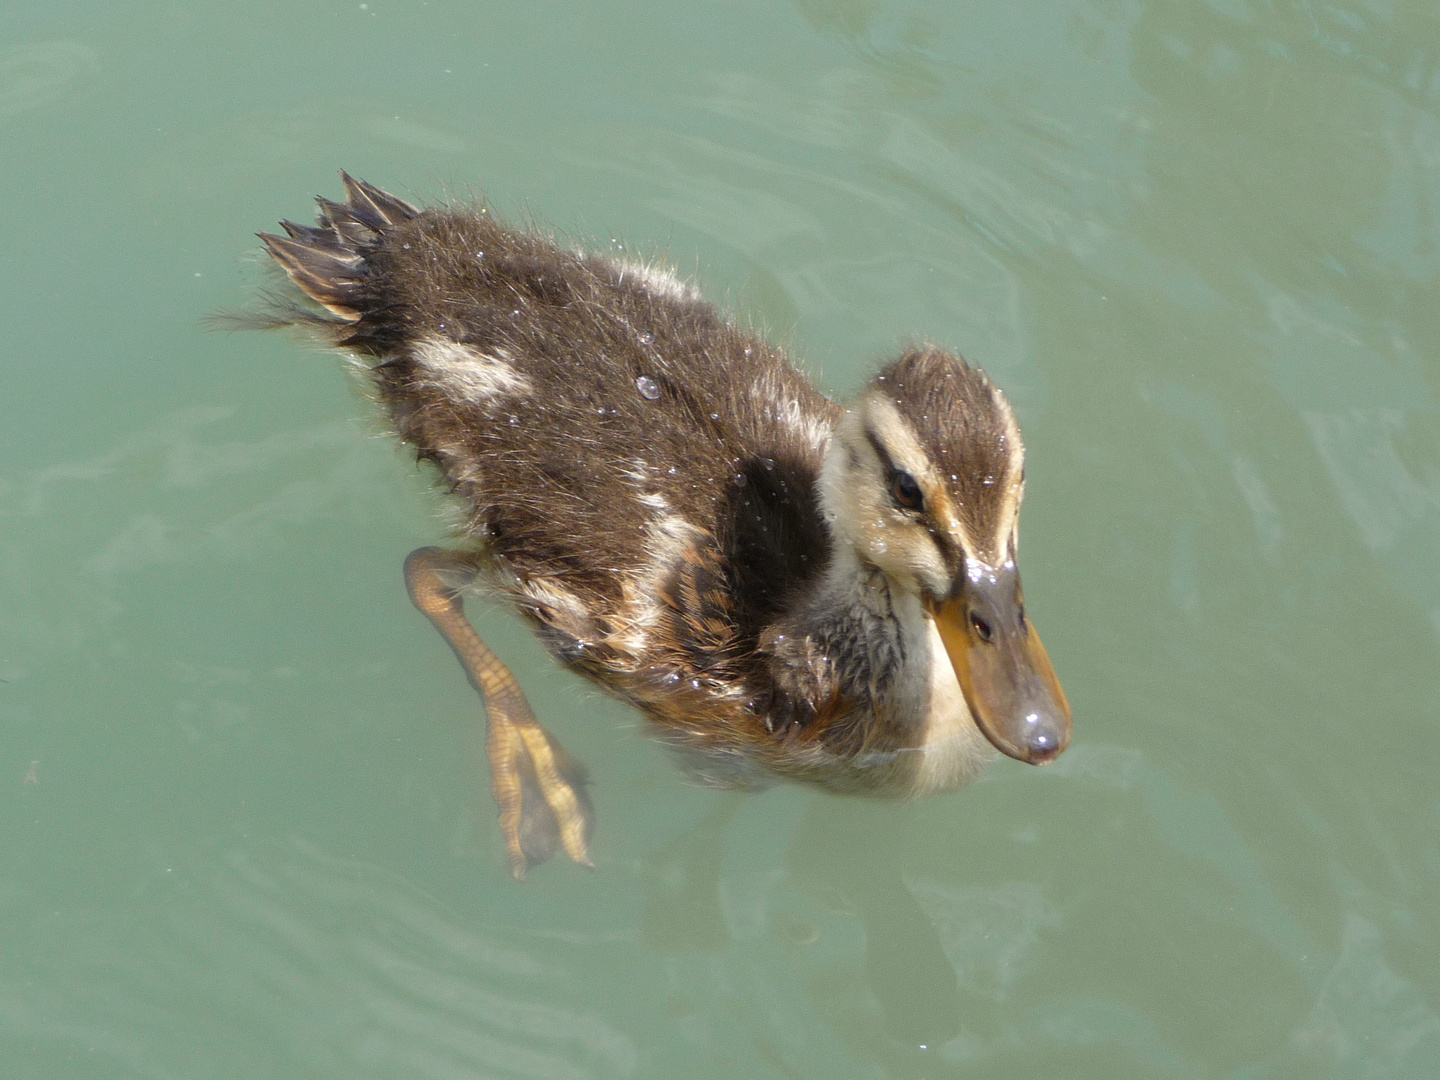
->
[[257, 173, 1071, 878]]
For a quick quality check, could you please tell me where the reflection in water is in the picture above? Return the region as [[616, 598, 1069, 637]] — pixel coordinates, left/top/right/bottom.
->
[[0, 407, 389, 680], [640, 795, 741, 952], [1294, 914, 1440, 1071], [905, 879, 1059, 1004], [1306, 407, 1439, 553], [6, 0, 1440, 1075], [785, 798, 962, 1050], [1, 839, 637, 1078], [0, 41, 96, 119], [627, 734, 1440, 1076], [359, 116, 470, 155]]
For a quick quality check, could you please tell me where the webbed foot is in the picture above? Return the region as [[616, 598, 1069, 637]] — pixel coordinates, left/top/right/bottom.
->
[[404, 546, 595, 879], [488, 708, 594, 878]]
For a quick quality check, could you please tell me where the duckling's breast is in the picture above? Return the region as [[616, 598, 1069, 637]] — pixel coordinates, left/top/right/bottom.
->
[[910, 616, 999, 794]]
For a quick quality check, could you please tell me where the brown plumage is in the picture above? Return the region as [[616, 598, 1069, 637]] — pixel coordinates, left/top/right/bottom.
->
[[256, 173, 1071, 877]]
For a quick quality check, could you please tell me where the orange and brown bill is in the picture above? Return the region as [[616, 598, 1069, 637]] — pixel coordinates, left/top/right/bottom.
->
[[927, 571, 1071, 764]]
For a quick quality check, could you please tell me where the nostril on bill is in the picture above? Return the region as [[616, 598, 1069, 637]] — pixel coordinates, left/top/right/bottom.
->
[[1020, 711, 1066, 761]]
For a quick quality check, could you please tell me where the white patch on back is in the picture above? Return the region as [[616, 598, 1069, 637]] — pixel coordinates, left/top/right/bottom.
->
[[622, 458, 651, 486], [412, 338, 532, 404], [488, 561, 597, 650], [750, 376, 831, 450], [619, 261, 699, 304], [783, 396, 832, 451], [519, 576, 590, 631], [622, 458, 670, 512], [610, 511, 703, 661]]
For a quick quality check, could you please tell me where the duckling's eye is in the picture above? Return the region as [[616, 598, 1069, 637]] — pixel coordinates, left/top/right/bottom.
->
[[890, 470, 924, 511], [970, 612, 994, 643]]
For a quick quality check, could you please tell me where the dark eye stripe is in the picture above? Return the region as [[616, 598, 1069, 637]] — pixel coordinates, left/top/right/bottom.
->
[[926, 520, 961, 576], [866, 429, 925, 511], [863, 425, 963, 573], [862, 427, 898, 476]]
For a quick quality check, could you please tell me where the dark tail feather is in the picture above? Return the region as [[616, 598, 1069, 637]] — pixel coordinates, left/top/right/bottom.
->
[[258, 172, 419, 322], [340, 171, 419, 225], [257, 232, 365, 320]]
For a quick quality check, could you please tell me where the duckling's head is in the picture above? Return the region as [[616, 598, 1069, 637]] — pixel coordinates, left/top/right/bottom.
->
[[819, 347, 1071, 764]]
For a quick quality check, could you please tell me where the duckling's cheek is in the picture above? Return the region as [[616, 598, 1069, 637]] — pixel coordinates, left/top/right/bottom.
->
[[866, 516, 893, 557], [861, 519, 926, 587]]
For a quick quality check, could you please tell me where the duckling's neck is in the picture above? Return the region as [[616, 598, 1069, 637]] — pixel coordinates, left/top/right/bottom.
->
[[794, 545, 933, 725], [767, 542, 995, 797]]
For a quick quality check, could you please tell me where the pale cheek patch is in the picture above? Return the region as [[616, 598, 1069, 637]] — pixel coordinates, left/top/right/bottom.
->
[[820, 431, 947, 595], [412, 337, 533, 404]]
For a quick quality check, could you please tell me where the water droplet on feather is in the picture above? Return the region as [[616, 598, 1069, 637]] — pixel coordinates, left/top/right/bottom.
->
[[636, 375, 660, 400]]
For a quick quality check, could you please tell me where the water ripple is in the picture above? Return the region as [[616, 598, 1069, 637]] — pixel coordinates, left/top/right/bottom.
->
[[0, 41, 96, 119], [3, 840, 638, 1078]]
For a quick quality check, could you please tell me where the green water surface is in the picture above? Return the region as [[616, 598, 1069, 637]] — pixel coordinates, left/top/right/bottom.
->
[[3, 1, 1438, 1077]]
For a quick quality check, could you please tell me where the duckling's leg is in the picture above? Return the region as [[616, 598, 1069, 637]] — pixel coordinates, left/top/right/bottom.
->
[[403, 547, 594, 879]]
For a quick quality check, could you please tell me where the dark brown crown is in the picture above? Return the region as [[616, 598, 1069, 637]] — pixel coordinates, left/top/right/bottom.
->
[[872, 348, 1021, 560]]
